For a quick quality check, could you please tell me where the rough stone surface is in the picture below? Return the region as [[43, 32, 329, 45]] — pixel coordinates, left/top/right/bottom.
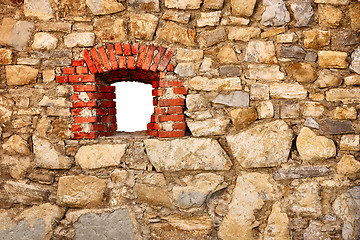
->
[[187, 118, 230, 137], [246, 64, 284, 81], [4, 181, 50, 205], [212, 91, 249, 107], [304, 29, 331, 49], [277, 33, 298, 43], [186, 94, 209, 112], [344, 75, 360, 86], [303, 101, 326, 117], [64, 32, 95, 48], [0, 48, 12, 65], [230, 107, 257, 130], [6, 65, 38, 86], [1, 155, 31, 179], [264, 202, 290, 240], [127, 0, 160, 12], [331, 106, 357, 120], [32, 33, 58, 50], [24, 0, 53, 20], [2, 135, 31, 156], [217, 45, 238, 64], [198, 27, 227, 48], [244, 40, 277, 64], [333, 31, 357, 46], [319, 119, 354, 135], [57, 175, 106, 208], [273, 166, 329, 180], [197, 11, 221, 27], [59, 0, 86, 19], [0, 19, 34, 51], [290, 1, 313, 27], [315, 70, 342, 88], [174, 63, 196, 77], [250, 83, 269, 100], [318, 51, 348, 69], [144, 138, 232, 171], [134, 184, 172, 207], [157, 21, 196, 46], [188, 76, 242, 91], [280, 46, 306, 59], [94, 18, 126, 42], [340, 135, 360, 150], [350, 47, 360, 74], [162, 10, 190, 23], [129, 13, 158, 40], [86, 0, 125, 15], [204, 0, 224, 9], [231, 0, 256, 17], [270, 83, 307, 99], [257, 101, 274, 119], [349, 3, 360, 31], [289, 182, 322, 216], [261, 0, 291, 26], [318, 4, 343, 28], [286, 62, 317, 83], [228, 27, 261, 41], [226, 120, 292, 168], [314, 0, 349, 4], [281, 103, 300, 118], [219, 65, 242, 76], [176, 49, 203, 61], [326, 88, 360, 102], [164, 0, 202, 9], [337, 155, 360, 175]]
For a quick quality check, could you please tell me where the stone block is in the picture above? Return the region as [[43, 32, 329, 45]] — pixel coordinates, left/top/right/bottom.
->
[[204, 0, 224, 9], [0, 18, 34, 51], [244, 40, 277, 64], [86, 0, 125, 15], [289, 182, 322, 216], [333, 31, 357, 46], [315, 70, 342, 88], [303, 101, 326, 117], [32, 33, 58, 50], [162, 10, 190, 23], [318, 51, 348, 69], [186, 94, 210, 112], [221, 16, 250, 25], [197, 11, 221, 27], [230, 107, 257, 130], [314, 0, 349, 4], [319, 119, 354, 135], [228, 27, 261, 41], [188, 76, 242, 91], [219, 65, 242, 76], [4, 181, 50, 205], [326, 88, 360, 102], [212, 91, 249, 107], [279, 46, 306, 59], [157, 21, 196, 46], [280, 103, 300, 118], [24, 0, 53, 20], [134, 184, 172, 207], [350, 3, 360, 30], [264, 202, 290, 240], [257, 101, 274, 119], [174, 62, 196, 77], [64, 32, 95, 48], [286, 62, 317, 83], [197, 27, 227, 47], [261, 0, 290, 26], [350, 47, 360, 74], [331, 106, 357, 120], [304, 29, 331, 49], [340, 135, 360, 150], [164, 0, 202, 9], [273, 166, 329, 180], [250, 83, 269, 100], [94, 17, 126, 42], [187, 118, 230, 137], [270, 83, 307, 99], [128, 0, 159, 11], [37, 22, 72, 33], [2, 135, 31, 156], [246, 64, 284, 81], [290, 1, 313, 27], [276, 33, 298, 43], [318, 4, 343, 28], [129, 13, 158, 40], [0, 48, 12, 65], [337, 155, 360, 175], [176, 49, 203, 61], [217, 45, 238, 64], [231, 0, 256, 17], [260, 27, 285, 38]]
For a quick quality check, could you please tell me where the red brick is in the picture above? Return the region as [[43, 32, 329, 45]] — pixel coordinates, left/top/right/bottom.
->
[[92, 124, 107, 131], [158, 98, 184, 106], [73, 85, 97, 92], [115, 43, 123, 55], [74, 117, 97, 123], [173, 122, 186, 130], [158, 48, 174, 72], [158, 130, 185, 138], [63, 67, 75, 74], [160, 72, 166, 80], [158, 115, 184, 122], [99, 86, 115, 92], [56, 76, 68, 83], [106, 93, 116, 99], [136, 45, 148, 69], [90, 48, 104, 73], [107, 44, 118, 71], [98, 46, 112, 71], [167, 106, 183, 114], [132, 43, 139, 55], [123, 43, 131, 56], [150, 46, 166, 72], [167, 64, 174, 72], [108, 123, 117, 131], [128, 56, 135, 70], [88, 92, 106, 99], [152, 80, 159, 88], [152, 89, 164, 96], [72, 101, 97, 108], [153, 98, 158, 106], [142, 44, 156, 71], [70, 125, 82, 131], [69, 74, 95, 83], [154, 107, 166, 115], [147, 122, 154, 130], [76, 67, 89, 74], [159, 80, 184, 87], [83, 50, 98, 74], [108, 108, 116, 115], [119, 56, 126, 69], [73, 132, 98, 139], [96, 108, 107, 115], [173, 87, 187, 95], [151, 114, 157, 122], [71, 108, 84, 115], [100, 115, 116, 123], [146, 130, 159, 137], [100, 101, 116, 108], [72, 60, 84, 67]]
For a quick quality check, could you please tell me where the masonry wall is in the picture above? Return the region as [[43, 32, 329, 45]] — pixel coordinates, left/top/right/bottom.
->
[[0, 0, 359, 239]]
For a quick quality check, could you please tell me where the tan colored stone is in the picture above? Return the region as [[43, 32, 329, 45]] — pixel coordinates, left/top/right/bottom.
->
[[24, 0, 53, 21], [310, 93, 325, 101], [221, 16, 250, 26], [270, 83, 307, 99], [276, 33, 298, 43], [318, 4, 343, 28], [0, 48, 12, 65], [230, 107, 257, 130], [0, 18, 16, 47], [188, 76, 242, 91], [57, 175, 106, 208], [326, 88, 360, 102], [286, 62, 317, 83], [217, 45, 238, 64], [289, 182, 322, 216], [157, 21, 196, 46], [304, 29, 331, 49], [187, 118, 230, 137], [250, 83, 269, 100], [231, 0, 257, 17], [94, 17, 126, 42], [350, 3, 360, 30], [228, 27, 261, 41], [162, 10, 190, 24], [344, 75, 360, 86], [129, 13, 158, 41], [318, 51, 348, 69], [165, 0, 202, 9], [2, 135, 31, 156], [264, 202, 290, 240], [296, 127, 336, 162], [315, 70, 342, 88], [42, 69, 55, 83], [134, 184, 172, 207], [4, 181, 50, 205], [59, 0, 86, 19], [64, 32, 95, 48], [245, 40, 277, 64], [331, 106, 357, 120], [261, 27, 285, 39], [176, 49, 203, 61], [303, 101, 326, 117], [198, 27, 227, 48], [204, 0, 224, 9], [6, 65, 38, 86], [2, 155, 31, 179], [246, 64, 285, 81], [257, 101, 274, 119], [32, 32, 58, 50], [314, 0, 349, 4], [128, 0, 160, 11], [86, 0, 125, 15], [197, 11, 221, 27], [340, 135, 360, 150], [337, 155, 360, 175]]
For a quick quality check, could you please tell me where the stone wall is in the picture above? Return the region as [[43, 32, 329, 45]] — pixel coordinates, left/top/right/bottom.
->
[[0, 0, 359, 239]]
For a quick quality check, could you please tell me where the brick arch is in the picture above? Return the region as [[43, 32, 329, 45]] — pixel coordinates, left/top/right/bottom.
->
[[55, 43, 187, 139]]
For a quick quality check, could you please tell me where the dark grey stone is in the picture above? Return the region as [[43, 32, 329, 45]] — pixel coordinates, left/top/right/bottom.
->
[[319, 119, 354, 135], [273, 166, 329, 180], [280, 46, 306, 59], [305, 52, 318, 62], [333, 31, 357, 46], [219, 65, 242, 76], [0, 219, 45, 240], [127, 0, 160, 11]]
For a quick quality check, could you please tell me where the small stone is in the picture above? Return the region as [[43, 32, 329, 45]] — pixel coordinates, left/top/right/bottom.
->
[[318, 4, 343, 28], [28, 170, 55, 184], [280, 103, 300, 118], [212, 91, 249, 107], [59, 0, 86, 19], [0, 48, 12, 65], [264, 202, 290, 240], [344, 75, 360, 85], [204, 0, 224, 9], [270, 83, 307, 99], [37, 22, 72, 33], [286, 62, 317, 83], [261, 0, 290, 26], [57, 175, 106, 208], [17, 58, 40, 65], [340, 135, 360, 150], [315, 70, 342, 88], [246, 64, 284, 81], [24, 0, 53, 20], [64, 32, 95, 48], [217, 45, 238, 64], [319, 119, 354, 135], [199, 57, 218, 75], [94, 17, 126, 42], [162, 10, 190, 24], [220, 16, 250, 25], [350, 47, 360, 74], [157, 21, 196, 46], [0, 18, 34, 51], [86, 0, 125, 15], [176, 49, 203, 61], [303, 101, 326, 117], [331, 106, 357, 120], [289, 182, 322, 215], [2, 135, 31, 156], [219, 65, 242, 76], [257, 101, 274, 119], [197, 27, 227, 48], [231, 0, 256, 17], [261, 27, 285, 38], [127, 0, 160, 12], [197, 11, 221, 27], [42, 69, 55, 83], [305, 52, 318, 62], [303, 29, 331, 49], [296, 127, 336, 161], [250, 83, 269, 100], [337, 155, 360, 175], [129, 13, 158, 41], [186, 94, 209, 112], [228, 27, 261, 41], [290, 1, 314, 27], [276, 33, 298, 43], [188, 76, 242, 91], [134, 184, 172, 207], [304, 117, 319, 129], [230, 107, 257, 130], [245, 40, 277, 64], [333, 31, 357, 46], [326, 88, 360, 102], [279, 46, 306, 59], [187, 118, 230, 137], [273, 166, 329, 180], [4, 181, 49, 205], [32, 33, 58, 50], [314, 0, 349, 4], [349, 3, 360, 30], [310, 93, 325, 102], [185, 110, 212, 120], [174, 62, 196, 77], [318, 51, 348, 69], [165, 0, 202, 9]]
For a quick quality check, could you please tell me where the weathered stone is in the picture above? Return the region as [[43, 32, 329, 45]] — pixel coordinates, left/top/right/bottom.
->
[[128, 0, 160, 11], [350, 47, 360, 74], [319, 119, 354, 135], [219, 65, 242, 76], [72, 22, 93, 32], [199, 57, 218, 75], [246, 64, 285, 81], [305, 52, 318, 62], [304, 221, 332, 240], [186, 94, 209, 112], [0, 18, 34, 51], [86, 0, 125, 15], [318, 4, 343, 28], [0, 96, 14, 123], [303, 101, 326, 117], [185, 110, 212, 120], [276, 33, 298, 43], [273, 166, 329, 180], [204, 0, 224, 9], [231, 0, 256, 17], [144, 138, 232, 171], [304, 29, 331, 49], [188, 76, 242, 91], [59, 0, 86, 19], [333, 31, 357, 46], [4, 181, 49, 205], [38, 96, 71, 107], [64, 32, 95, 48], [304, 117, 319, 129], [172, 173, 224, 208], [16, 58, 40, 65], [157, 21, 196, 46], [197, 11, 221, 27], [174, 62, 196, 77], [187, 118, 230, 137], [286, 62, 317, 83], [279, 46, 306, 59], [245, 40, 277, 64], [315, 70, 342, 88], [218, 173, 274, 239], [318, 51, 348, 69], [221, 16, 250, 25], [228, 27, 261, 41], [340, 135, 360, 150], [337, 155, 360, 175], [2, 135, 31, 156], [129, 13, 158, 40], [162, 10, 190, 23], [289, 182, 322, 216], [261, 0, 290, 26], [0, 48, 12, 65], [297, 127, 336, 161], [230, 107, 257, 130], [281, 103, 300, 118], [57, 175, 106, 208], [24, 0, 53, 20], [257, 101, 274, 119], [75, 144, 127, 170], [28, 170, 54, 185], [134, 184, 172, 207], [94, 17, 126, 42], [165, 0, 202, 9], [290, 1, 313, 27], [43, 59, 72, 67], [270, 83, 307, 99], [227, 120, 292, 168], [37, 22, 72, 33], [264, 202, 290, 240], [314, 0, 349, 4], [198, 27, 227, 47], [32, 33, 58, 50], [250, 83, 269, 100], [326, 88, 360, 102], [212, 91, 249, 107], [176, 49, 203, 61], [2, 155, 31, 179], [331, 106, 357, 120], [260, 27, 285, 38], [217, 45, 238, 64], [350, 3, 360, 30]]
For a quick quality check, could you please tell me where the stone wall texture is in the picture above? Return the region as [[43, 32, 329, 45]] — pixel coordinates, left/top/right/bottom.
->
[[0, 0, 359, 239]]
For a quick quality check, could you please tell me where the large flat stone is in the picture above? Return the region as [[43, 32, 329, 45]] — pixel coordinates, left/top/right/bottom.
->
[[304, 29, 331, 49], [4, 181, 50, 205], [231, 0, 256, 17], [270, 83, 307, 99], [264, 202, 290, 240], [134, 184, 172, 207], [244, 40, 277, 64], [129, 13, 158, 40], [64, 32, 95, 48], [2, 135, 31, 156], [246, 64, 284, 81], [212, 91, 249, 107], [86, 0, 125, 15], [226, 120, 293, 168], [318, 51, 348, 69], [187, 118, 230, 137], [286, 62, 317, 83], [0, 18, 34, 51], [197, 27, 227, 47], [288, 182, 322, 216], [157, 21, 196, 46], [94, 17, 126, 42], [261, 0, 290, 26], [188, 76, 242, 91], [128, 0, 159, 11], [32, 32, 58, 50], [326, 88, 360, 102], [319, 119, 354, 135], [144, 138, 232, 171], [164, 0, 202, 9], [6, 65, 38, 86], [24, 0, 53, 20], [273, 166, 329, 180], [228, 27, 261, 41]]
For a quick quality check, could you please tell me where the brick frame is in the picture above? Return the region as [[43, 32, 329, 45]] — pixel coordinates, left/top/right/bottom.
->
[[56, 43, 186, 139]]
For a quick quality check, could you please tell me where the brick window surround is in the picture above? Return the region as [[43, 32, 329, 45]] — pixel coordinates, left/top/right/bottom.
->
[[56, 43, 187, 140]]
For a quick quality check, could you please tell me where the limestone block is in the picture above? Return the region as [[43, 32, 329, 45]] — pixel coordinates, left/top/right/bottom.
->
[[244, 40, 277, 64], [286, 62, 317, 83], [304, 29, 331, 49], [197, 27, 227, 47], [326, 88, 360, 102], [162, 10, 190, 23], [257, 101, 274, 119], [261, 0, 290, 26], [75, 144, 127, 170], [185, 110, 212, 120], [273, 166, 329, 180], [226, 120, 293, 168], [276, 33, 298, 43], [197, 11, 221, 27], [86, 0, 125, 15], [4, 181, 49, 205], [246, 64, 284, 81], [333, 31, 357, 46], [289, 182, 322, 216], [340, 135, 360, 150], [59, 0, 86, 19], [231, 0, 256, 17], [165, 0, 202, 9], [318, 5, 343, 28], [228, 27, 261, 41], [212, 91, 249, 107], [32, 33, 58, 50], [350, 3, 360, 30], [157, 21, 196, 46], [24, 0, 53, 20], [129, 13, 158, 40], [186, 94, 209, 112], [0, 96, 14, 123], [0, 18, 34, 51], [304, 117, 319, 129], [260, 27, 285, 39], [64, 32, 95, 48], [337, 155, 360, 175], [314, 0, 349, 4], [38, 22, 72, 33], [221, 16, 250, 26], [134, 184, 172, 207], [188, 76, 242, 91], [280, 103, 299, 118], [318, 51, 348, 69], [176, 49, 203, 61], [217, 45, 238, 64], [144, 138, 232, 171], [350, 47, 360, 74], [303, 101, 326, 117], [57, 175, 106, 208], [42, 69, 55, 83], [290, 1, 313, 27], [331, 106, 357, 120], [250, 83, 269, 100], [264, 202, 290, 240], [315, 70, 342, 88], [0, 48, 12, 65], [296, 127, 336, 162], [94, 18, 126, 42], [128, 0, 160, 11], [230, 107, 257, 130], [187, 118, 230, 137], [2, 155, 31, 179], [174, 62, 196, 77], [2, 135, 31, 156], [6, 65, 38, 86], [270, 83, 307, 99], [204, 0, 224, 9]]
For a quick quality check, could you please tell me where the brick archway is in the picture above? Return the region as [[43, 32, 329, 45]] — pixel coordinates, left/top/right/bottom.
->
[[55, 43, 186, 139]]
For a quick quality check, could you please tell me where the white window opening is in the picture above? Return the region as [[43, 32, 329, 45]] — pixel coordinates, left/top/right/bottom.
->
[[113, 82, 154, 132]]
